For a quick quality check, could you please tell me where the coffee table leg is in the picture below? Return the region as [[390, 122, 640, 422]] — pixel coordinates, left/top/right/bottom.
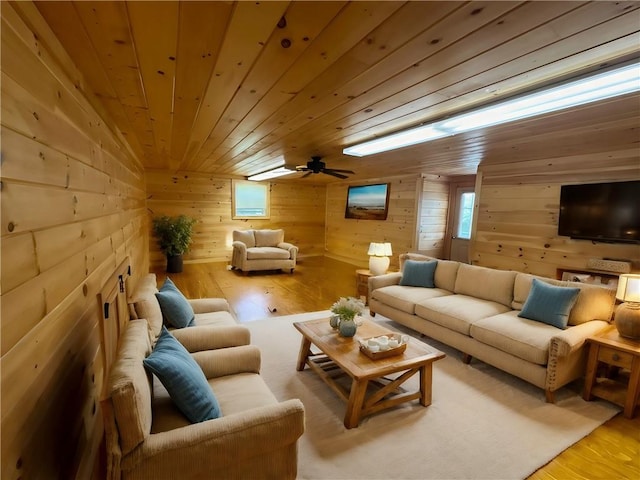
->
[[296, 336, 312, 371], [419, 363, 433, 407], [344, 379, 368, 429]]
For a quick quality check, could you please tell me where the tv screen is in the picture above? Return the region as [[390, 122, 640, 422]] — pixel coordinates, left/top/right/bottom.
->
[[558, 180, 640, 244]]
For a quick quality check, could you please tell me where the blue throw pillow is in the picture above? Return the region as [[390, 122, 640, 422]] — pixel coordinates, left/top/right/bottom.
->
[[399, 259, 437, 288], [155, 277, 195, 328], [518, 279, 580, 329], [143, 327, 222, 423]]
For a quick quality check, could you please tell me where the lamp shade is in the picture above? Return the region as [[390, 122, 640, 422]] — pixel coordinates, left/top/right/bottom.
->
[[368, 242, 392, 275], [616, 274, 640, 303], [367, 242, 392, 257]]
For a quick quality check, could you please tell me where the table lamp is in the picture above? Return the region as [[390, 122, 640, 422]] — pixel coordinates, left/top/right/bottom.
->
[[614, 274, 640, 339], [368, 242, 392, 275]]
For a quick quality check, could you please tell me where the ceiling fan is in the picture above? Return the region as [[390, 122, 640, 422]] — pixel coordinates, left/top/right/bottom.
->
[[295, 156, 355, 179]]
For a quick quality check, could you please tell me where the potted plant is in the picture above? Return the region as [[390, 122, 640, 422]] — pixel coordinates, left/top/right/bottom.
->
[[152, 215, 197, 273]]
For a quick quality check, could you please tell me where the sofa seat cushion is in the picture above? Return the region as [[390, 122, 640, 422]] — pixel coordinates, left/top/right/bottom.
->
[[192, 311, 237, 327], [371, 285, 452, 314], [151, 372, 277, 433], [470, 311, 559, 365], [415, 295, 511, 336], [246, 246, 291, 260]]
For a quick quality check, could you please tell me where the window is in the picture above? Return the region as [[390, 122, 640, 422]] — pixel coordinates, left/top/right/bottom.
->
[[232, 180, 270, 219], [457, 191, 475, 239]]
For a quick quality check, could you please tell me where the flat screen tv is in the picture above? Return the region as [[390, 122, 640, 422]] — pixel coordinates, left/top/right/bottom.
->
[[558, 180, 640, 244]]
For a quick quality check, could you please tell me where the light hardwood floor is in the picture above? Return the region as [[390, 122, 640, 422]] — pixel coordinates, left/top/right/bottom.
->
[[152, 256, 640, 479]]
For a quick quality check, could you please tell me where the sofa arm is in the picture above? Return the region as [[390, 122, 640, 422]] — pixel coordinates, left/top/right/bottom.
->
[[278, 242, 298, 261], [549, 320, 610, 357], [188, 297, 231, 314], [369, 272, 402, 291], [172, 325, 250, 352], [125, 399, 305, 475], [192, 344, 261, 377], [231, 241, 247, 255]]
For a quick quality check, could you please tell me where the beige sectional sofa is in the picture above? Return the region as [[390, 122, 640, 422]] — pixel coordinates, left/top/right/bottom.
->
[[231, 229, 298, 273], [110, 274, 305, 478], [103, 319, 305, 479], [369, 253, 617, 402]]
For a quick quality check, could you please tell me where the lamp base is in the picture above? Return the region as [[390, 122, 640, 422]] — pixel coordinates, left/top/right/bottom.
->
[[615, 303, 640, 340], [369, 256, 390, 276]]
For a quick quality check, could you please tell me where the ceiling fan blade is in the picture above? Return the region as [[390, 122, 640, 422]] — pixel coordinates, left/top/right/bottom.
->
[[301, 171, 313, 178], [323, 170, 348, 179], [325, 168, 355, 174], [295, 166, 310, 172]]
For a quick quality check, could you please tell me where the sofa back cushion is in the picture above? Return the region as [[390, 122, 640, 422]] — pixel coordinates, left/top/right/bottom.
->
[[108, 320, 153, 456], [513, 273, 616, 325], [454, 264, 516, 307], [399, 253, 435, 271], [434, 260, 460, 292], [254, 229, 284, 247], [128, 273, 163, 342], [398, 254, 459, 292], [233, 230, 256, 248]]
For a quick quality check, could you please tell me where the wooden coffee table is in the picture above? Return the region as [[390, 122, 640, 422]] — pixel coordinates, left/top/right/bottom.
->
[[294, 317, 445, 428]]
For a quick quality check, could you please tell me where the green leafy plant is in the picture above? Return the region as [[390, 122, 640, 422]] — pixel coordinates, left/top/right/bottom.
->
[[152, 215, 197, 257], [330, 296, 365, 322]]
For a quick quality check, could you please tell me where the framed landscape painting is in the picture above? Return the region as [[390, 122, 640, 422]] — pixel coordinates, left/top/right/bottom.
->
[[345, 183, 390, 220]]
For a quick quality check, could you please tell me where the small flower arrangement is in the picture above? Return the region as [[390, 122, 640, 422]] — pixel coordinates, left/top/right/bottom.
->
[[330, 296, 365, 322]]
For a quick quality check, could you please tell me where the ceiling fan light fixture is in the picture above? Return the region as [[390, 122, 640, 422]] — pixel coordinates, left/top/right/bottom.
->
[[247, 165, 296, 181], [343, 61, 640, 157]]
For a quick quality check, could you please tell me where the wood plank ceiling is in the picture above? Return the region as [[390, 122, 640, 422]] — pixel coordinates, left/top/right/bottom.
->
[[34, 1, 640, 183]]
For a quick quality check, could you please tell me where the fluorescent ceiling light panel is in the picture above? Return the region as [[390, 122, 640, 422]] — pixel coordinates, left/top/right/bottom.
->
[[343, 62, 640, 156], [247, 166, 296, 181], [343, 124, 450, 157]]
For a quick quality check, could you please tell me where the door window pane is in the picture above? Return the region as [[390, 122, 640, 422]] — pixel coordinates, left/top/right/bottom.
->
[[457, 192, 475, 239]]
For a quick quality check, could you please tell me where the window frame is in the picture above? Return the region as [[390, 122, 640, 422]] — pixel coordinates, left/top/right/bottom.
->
[[231, 179, 270, 220], [456, 189, 475, 240]]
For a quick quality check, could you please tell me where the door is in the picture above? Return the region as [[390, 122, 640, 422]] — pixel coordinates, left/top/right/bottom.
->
[[450, 187, 475, 263]]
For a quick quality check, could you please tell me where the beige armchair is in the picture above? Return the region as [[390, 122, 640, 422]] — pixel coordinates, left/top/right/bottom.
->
[[128, 273, 245, 348], [231, 229, 298, 274], [103, 319, 305, 480]]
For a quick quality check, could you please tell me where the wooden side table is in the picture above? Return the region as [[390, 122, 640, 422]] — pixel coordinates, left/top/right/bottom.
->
[[355, 269, 373, 305], [583, 326, 640, 418]]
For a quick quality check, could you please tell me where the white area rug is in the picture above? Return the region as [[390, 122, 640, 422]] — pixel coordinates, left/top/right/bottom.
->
[[247, 311, 619, 480]]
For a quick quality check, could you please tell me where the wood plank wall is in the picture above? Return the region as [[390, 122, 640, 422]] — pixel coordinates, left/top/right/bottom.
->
[[145, 170, 327, 267], [472, 153, 640, 278], [1, 4, 148, 479], [325, 175, 420, 270], [418, 174, 451, 258]]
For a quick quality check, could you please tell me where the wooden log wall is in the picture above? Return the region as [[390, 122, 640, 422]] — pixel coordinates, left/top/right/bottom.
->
[[1, 4, 148, 479], [472, 154, 640, 278], [145, 170, 327, 267], [325, 175, 420, 270]]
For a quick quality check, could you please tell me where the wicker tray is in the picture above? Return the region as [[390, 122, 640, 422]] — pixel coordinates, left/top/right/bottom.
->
[[359, 335, 407, 360]]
